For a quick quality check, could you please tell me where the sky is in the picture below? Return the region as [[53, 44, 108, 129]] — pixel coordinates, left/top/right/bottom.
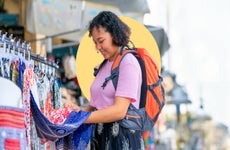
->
[[145, 0, 230, 128]]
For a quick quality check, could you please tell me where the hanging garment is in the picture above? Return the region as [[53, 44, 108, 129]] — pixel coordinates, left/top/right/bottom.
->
[[22, 62, 34, 150], [30, 91, 93, 150], [1, 33, 61, 150]]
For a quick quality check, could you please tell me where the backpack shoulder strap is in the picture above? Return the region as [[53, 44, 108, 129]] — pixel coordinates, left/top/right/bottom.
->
[[93, 59, 107, 77], [96, 49, 137, 90], [111, 49, 133, 70], [93, 48, 134, 77], [110, 49, 136, 90], [99, 49, 134, 89]]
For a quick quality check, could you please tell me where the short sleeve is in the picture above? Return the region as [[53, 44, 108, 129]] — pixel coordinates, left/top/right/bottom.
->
[[115, 54, 142, 108]]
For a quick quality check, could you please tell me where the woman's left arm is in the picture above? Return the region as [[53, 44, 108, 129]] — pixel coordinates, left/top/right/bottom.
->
[[84, 96, 130, 124]]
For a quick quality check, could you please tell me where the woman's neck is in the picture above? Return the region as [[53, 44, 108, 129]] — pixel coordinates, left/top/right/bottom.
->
[[108, 47, 120, 62]]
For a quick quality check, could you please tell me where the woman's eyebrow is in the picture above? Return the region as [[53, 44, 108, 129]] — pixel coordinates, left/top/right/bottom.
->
[[94, 37, 103, 42]]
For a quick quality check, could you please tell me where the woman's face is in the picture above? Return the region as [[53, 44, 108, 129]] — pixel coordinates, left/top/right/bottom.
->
[[91, 26, 119, 61]]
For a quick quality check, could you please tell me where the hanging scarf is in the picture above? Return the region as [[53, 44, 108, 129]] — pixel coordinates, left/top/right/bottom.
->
[[30, 91, 93, 150]]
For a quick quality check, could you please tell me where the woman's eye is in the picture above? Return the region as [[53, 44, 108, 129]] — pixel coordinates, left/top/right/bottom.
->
[[98, 40, 104, 44]]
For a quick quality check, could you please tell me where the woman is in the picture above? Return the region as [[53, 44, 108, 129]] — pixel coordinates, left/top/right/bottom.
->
[[73, 11, 144, 150]]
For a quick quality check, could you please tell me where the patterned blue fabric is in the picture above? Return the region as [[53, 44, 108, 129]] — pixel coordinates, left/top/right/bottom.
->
[[30, 91, 93, 150], [18, 59, 25, 91]]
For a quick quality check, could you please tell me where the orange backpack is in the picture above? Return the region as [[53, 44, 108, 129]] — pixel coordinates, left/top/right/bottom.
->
[[94, 47, 165, 131]]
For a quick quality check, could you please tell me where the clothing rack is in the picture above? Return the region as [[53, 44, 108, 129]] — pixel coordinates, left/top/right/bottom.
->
[[0, 30, 59, 69]]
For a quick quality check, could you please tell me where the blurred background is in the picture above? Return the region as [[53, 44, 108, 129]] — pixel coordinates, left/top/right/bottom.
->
[[1, 0, 230, 149]]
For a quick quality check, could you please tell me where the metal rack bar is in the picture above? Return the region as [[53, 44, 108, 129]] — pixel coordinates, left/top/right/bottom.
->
[[0, 31, 59, 69]]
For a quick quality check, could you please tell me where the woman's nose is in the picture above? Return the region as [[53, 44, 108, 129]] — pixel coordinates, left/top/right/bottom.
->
[[96, 43, 101, 51]]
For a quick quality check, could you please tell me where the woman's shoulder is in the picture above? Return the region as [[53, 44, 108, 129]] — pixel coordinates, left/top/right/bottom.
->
[[120, 53, 139, 65], [119, 53, 141, 72]]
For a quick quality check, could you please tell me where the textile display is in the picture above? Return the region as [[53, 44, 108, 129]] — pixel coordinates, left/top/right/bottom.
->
[[1, 32, 62, 150], [30, 92, 94, 150]]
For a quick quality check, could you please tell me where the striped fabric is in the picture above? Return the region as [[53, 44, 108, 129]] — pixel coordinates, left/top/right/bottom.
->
[[0, 106, 27, 150], [0, 107, 25, 129]]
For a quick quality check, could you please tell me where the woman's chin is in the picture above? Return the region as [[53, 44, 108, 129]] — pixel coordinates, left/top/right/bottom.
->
[[102, 54, 108, 59]]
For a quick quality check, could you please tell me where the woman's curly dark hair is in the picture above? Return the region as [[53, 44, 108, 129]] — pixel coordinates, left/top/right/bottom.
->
[[88, 11, 131, 47]]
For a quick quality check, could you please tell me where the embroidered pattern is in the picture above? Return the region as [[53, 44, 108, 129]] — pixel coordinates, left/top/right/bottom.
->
[[92, 122, 144, 150], [112, 122, 119, 137], [105, 137, 109, 150], [129, 129, 136, 134], [122, 138, 129, 150], [140, 136, 145, 150], [97, 123, 104, 135]]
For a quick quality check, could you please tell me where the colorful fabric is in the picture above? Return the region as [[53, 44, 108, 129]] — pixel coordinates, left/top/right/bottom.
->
[[44, 91, 53, 117], [53, 77, 62, 108], [0, 106, 27, 150], [30, 92, 93, 150], [0, 106, 25, 129], [18, 59, 25, 91], [10, 60, 18, 85], [47, 105, 72, 124], [34, 72, 50, 114], [4, 138, 20, 150], [1, 57, 10, 79], [91, 122, 145, 150], [22, 63, 34, 149]]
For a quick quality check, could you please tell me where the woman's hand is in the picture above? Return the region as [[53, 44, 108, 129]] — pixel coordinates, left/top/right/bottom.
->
[[63, 102, 81, 112]]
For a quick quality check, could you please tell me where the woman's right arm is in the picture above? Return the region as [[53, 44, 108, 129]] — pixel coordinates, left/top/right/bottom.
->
[[72, 104, 95, 112]]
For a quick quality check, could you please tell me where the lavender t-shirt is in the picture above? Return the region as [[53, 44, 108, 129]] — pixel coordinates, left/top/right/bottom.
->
[[90, 53, 142, 110]]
